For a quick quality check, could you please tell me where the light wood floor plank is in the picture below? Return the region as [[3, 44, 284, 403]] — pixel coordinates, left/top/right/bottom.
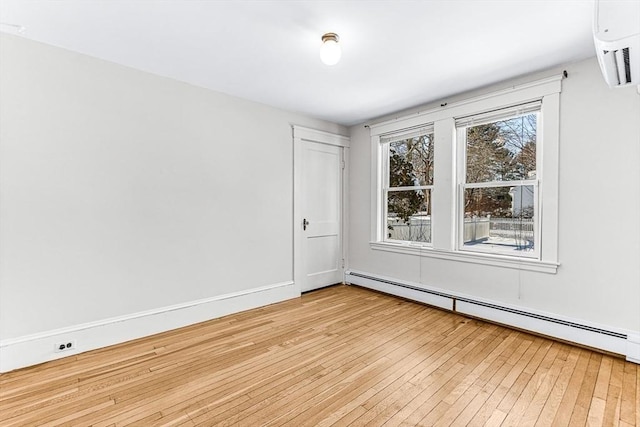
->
[[603, 358, 626, 426], [313, 317, 483, 427], [587, 356, 614, 426], [569, 352, 604, 426], [500, 343, 562, 426], [534, 346, 582, 426], [620, 361, 638, 426], [465, 336, 538, 427], [390, 327, 507, 425], [0, 284, 637, 426], [511, 344, 571, 426], [462, 335, 535, 427]]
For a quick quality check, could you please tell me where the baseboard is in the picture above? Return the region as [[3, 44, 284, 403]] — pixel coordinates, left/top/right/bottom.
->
[[346, 270, 638, 364], [0, 281, 299, 373]]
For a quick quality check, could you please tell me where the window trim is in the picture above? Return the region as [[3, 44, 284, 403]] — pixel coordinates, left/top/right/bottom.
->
[[369, 75, 562, 273], [369, 241, 559, 274]]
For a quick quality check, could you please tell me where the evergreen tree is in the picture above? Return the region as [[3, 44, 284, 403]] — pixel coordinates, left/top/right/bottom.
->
[[465, 123, 513, 215]]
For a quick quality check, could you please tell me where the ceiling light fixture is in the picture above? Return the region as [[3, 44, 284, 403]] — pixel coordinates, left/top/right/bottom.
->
[[320, 33, 341, 66]]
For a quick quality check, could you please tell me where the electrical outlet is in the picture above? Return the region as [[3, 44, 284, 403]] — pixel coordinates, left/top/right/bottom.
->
[[54, 340, 76, 353]]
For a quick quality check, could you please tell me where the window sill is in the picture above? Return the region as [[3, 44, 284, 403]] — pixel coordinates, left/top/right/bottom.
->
[[370, 241, 559, 274]]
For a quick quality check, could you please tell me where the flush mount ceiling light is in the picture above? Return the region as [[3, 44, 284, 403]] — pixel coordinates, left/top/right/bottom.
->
[[320, 32, 341, 66]]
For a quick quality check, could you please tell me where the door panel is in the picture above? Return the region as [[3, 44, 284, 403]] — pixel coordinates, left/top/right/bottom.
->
[[300, 141, 343, 292], [306, 235, 340, 274]]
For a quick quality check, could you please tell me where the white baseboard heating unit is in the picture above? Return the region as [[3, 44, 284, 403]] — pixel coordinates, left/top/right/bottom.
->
[[345, 271, 639, 364]]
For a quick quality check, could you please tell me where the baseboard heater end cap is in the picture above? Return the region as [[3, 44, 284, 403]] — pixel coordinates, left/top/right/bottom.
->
[[626, 331, 640, 364]]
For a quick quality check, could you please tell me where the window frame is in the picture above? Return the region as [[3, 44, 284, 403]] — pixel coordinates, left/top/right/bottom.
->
[[369, 75, 562, 273], [381, 126, 435, 246], [456, 107, 541, 259]]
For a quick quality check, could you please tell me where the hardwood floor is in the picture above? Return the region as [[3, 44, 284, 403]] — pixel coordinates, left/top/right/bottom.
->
[[1, 285, 638, 426]]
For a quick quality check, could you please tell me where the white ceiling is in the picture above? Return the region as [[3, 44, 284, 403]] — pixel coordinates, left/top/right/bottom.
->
[[0, 1, 598, 126]]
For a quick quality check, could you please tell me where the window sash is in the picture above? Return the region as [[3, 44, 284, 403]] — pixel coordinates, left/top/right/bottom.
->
[[384, 187, 433, 244], [380, 125, 434, 145], [383, 128, 435, 189], [457, 182, 540, 259], [455, 100, 541, 128], [386, 185, 433, 192], [463, 180, 537, 189], [458, 108, 541, 187]]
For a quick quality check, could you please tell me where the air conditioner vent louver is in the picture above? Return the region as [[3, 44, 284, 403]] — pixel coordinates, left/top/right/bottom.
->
[[622, 47, 631, 83]]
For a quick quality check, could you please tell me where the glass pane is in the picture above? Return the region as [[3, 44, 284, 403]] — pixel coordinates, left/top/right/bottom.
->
[[387, 189, 431, 243], [463, 185, 534, 254], [389, 133, 434, 187], [466, 113, 537, 183]]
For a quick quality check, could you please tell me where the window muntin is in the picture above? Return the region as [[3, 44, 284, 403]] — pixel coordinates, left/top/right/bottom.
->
[[383, 129, 434, 244], [459, 109, 540, 257]]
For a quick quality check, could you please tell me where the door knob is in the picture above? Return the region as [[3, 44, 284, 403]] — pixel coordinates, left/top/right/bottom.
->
[[303, 218, 309, 230]]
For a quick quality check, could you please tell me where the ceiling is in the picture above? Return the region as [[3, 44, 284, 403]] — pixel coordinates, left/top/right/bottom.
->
[[0, 1, 598, 126]]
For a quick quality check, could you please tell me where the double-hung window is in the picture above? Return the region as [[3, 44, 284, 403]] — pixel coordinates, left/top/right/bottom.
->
[[457, 102, 540, 257], [370, 75, 561, 273], [381, 126, 434, 244]]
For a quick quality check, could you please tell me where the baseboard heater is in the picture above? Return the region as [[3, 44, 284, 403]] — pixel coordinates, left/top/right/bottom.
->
[[345, 271, 634, 360]]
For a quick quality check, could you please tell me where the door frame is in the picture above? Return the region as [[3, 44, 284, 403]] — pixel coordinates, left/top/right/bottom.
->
[[293, 125, 350, 294]]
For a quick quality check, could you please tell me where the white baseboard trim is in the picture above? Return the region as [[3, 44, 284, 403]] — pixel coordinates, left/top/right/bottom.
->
[[0, 281, 299, 373], [346, 270, 638, 364]]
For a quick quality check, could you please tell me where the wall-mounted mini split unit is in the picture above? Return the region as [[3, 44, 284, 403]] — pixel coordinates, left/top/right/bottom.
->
[[593, 0, 640, 88]]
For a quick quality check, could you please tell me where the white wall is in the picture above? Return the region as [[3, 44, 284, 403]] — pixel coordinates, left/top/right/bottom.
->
[[348, 57, 640, 335], [2, 32, 638, 371], [0, 34, 345, 369]]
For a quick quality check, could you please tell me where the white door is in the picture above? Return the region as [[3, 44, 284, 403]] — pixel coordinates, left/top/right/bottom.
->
[[294, 128, 347, 293]]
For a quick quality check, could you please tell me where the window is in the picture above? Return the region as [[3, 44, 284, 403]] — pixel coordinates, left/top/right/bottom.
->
[[382, 127, 434, 244], [457, 103, 540, 257], [370, 75, 561, 273]]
